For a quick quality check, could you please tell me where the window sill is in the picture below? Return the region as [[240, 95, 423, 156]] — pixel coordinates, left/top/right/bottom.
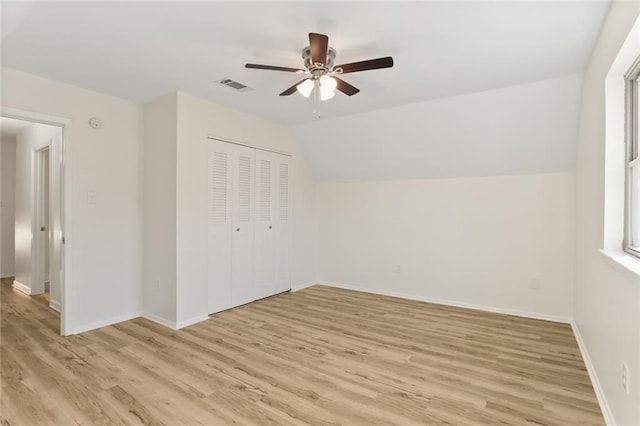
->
[[599, 249, 640, 282]]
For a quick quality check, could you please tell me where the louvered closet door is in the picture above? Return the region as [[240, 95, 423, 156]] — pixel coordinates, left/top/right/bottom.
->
[[253, 150, 278, 299], [230, 144, 256, 307], [207, 140, 234, 314], [273, 156, 291, 294]]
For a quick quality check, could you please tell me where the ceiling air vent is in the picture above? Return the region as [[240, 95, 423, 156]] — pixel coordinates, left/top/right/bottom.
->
[[217, 78, 252, 92]]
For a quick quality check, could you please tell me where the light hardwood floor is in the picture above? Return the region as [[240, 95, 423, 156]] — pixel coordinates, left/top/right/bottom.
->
[[1, 277, 604, 425]]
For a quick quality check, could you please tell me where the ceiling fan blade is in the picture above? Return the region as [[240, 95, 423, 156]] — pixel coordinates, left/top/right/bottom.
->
[[334, 77, 360, 96], [334, 56, 394, 74], [245, 63, 304, 73], [309, 33, 329, 66], [279, 79, 310, 96]]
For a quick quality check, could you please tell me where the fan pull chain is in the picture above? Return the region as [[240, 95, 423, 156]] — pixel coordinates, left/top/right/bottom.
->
[[313, 80, 320, 117]]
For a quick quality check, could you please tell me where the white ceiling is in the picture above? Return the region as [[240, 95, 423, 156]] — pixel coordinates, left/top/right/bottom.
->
[[0, 117, 33, 140], [1, 1, 610, 126]]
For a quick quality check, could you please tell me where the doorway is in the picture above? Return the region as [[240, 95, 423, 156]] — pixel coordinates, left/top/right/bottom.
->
[[0, 113, 66, 334]]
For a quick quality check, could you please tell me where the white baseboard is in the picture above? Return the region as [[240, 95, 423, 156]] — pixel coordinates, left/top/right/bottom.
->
[[291, 281, 318, 292], [176, 314, 209, 330], [317, 281, 572, 324], [142, 312, 209, 330], [1, 273, 15, 279], [71, 311, 141, 335], [49, 300, 61, 312], [571, 322, 615, 426], [12, 280, 31, 295], [142, 312, 177, 330]]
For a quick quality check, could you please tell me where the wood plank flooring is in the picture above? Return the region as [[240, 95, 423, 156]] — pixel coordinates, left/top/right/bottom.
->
[[1, 277, 604, 425]]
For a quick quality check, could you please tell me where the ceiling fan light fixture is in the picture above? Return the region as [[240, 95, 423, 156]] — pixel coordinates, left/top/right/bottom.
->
[[319, 75, 337, 101], [319, 75, 337, 92], [320, 89, 335, 101], [296, 79, 315, 98]]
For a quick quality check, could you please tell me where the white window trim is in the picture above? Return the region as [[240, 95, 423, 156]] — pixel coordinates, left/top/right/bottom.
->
[[603, 15, 640, 281], [600, 250, 640, 282], [623, 57, 640, 257]]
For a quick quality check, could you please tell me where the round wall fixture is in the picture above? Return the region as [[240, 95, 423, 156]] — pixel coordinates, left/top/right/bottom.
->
[[88, 117, 102, 129]]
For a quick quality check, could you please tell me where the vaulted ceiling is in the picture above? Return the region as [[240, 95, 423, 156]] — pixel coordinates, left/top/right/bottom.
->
[[1, 1, 610, 126]]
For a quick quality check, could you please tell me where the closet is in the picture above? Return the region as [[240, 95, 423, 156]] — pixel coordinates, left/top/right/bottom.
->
[[207, 138, 291, 314]]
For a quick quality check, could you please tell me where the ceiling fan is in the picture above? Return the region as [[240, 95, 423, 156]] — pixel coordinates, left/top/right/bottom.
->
[[245, 33, 394, 105]]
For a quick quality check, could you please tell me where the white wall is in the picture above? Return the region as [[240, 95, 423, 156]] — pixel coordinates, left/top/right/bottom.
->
[[175, 91, 317, 326], [301, 71, 580, 322], [142, 93, 177, 324], [295, 74, 582, 182], [2, 67, 143, 334], [1, 139, 16, 277], [13, 128, 30, 289], [573, 2, 640, 425], [316, 173, 574, 320]]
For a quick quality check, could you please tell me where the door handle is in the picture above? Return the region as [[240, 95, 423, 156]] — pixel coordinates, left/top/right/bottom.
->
[[236, 228, 240, 232], [41, 227, 46, 231], [269, 226, 272, 230]]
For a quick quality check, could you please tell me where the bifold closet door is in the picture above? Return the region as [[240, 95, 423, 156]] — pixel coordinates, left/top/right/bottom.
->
[[230, 144, 256, 307], [254, 151, 291, 298], [253, 150, 277, 300], [208, 139, 288, 313], [208, 141, 256, 312], [207, 140, 234, 313], [273, 156, 291, 294]]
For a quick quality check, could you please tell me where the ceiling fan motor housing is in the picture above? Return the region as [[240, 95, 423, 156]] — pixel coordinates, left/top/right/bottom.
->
[[302, 46, 336, 70]]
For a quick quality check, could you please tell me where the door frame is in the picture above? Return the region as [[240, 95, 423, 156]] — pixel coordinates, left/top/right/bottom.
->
[[1, 106, 71, 336]]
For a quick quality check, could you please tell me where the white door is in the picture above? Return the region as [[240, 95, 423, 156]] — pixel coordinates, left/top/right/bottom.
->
[[230, 145, 255, 307], [273, 157, 291, 294], [207, 140, 234, 313], [253, 150, 277, 299]]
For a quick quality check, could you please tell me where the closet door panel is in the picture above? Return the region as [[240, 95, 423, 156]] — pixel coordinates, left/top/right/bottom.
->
[[230, 145, 256, 307], [207, 140, 234, 313], [273, 157, 291, 294], [253, 151, 277, 300]]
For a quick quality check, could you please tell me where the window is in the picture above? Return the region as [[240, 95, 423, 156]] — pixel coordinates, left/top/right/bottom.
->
[[624, 56, 640, 257]]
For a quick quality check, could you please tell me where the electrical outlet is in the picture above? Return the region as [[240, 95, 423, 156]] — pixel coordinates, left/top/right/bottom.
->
[[155, 279, 162, 290], [395, 265, 401, 274], [530, 278, 540, 290], [622, 362, 630, 395]]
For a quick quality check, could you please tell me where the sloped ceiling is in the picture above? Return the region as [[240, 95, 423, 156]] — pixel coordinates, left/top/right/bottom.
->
[[295, 74, 583, 181]]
